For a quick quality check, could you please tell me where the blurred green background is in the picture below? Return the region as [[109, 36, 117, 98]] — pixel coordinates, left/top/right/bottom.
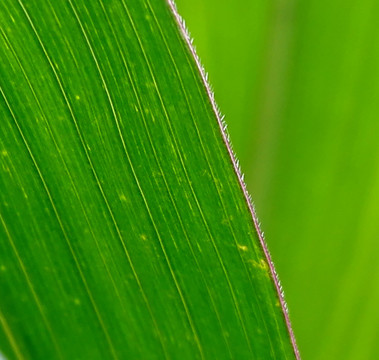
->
[[175, 0, 379, 358]]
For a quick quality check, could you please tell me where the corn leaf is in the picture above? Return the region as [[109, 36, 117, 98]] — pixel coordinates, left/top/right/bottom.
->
[[0, 0, 298, 359]]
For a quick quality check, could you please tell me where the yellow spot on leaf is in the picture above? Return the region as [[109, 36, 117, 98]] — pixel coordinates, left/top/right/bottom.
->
[[237, 244, 248, 252], [259, 259, 268, 271]]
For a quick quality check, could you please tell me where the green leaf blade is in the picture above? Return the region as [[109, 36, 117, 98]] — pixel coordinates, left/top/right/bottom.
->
[[0, 0, 297, 359]]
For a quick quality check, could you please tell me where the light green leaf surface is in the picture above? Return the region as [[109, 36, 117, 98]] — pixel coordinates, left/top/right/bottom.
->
[[176, 0, 379, 359], [0, 1, 297, 359]]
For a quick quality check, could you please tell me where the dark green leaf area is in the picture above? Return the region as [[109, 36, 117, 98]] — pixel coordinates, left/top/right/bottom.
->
[[0, 0, 295, 359]]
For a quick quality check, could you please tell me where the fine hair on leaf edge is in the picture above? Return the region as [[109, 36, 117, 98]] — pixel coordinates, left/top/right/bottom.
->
[[166, 1, 300, 358]]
